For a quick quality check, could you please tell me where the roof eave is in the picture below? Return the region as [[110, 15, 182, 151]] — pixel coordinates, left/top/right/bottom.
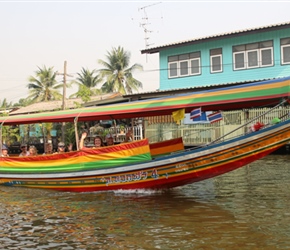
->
[[141, 22, 290, 54]]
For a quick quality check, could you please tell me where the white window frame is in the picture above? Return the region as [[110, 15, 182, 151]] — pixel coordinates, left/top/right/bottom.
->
[[246, 49, 259, 68], [210, 55, 223, 73], [260, 47, 273, 67], [281, 44, 290, 65], [233, 52, 246, 70], [179, 60, 189, 76], [168, 62, 178, 78], [190, 58, 201, 75], [233, 41, 273, 70]]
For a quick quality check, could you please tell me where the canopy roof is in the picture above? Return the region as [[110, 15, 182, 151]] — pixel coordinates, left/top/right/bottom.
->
[[1, 77, 290, 126]]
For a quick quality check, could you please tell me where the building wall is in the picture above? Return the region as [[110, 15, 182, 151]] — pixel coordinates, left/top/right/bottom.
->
[[159, 28, 290, 90]]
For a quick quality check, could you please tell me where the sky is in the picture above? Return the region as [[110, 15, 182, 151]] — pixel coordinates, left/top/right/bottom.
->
[[1, 0, 290, 104]]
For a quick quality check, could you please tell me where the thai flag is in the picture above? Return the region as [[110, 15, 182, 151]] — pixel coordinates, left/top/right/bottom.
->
[[190, 108, 201, 119], [208, 111, 223, 123]]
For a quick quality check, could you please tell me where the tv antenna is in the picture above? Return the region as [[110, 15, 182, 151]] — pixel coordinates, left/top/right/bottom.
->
[[139, 2, 162, 50]]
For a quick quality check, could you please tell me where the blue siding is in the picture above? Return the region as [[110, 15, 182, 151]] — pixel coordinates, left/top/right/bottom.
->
[[159, 28, 290, 90], [19, 124, 57, 137]]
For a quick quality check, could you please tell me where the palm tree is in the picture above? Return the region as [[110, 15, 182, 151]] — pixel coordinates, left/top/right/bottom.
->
[[98, 46, 143, 94], [76, 67, 102, 89], [27, 66, 63, 102], [0, 98, 12, 112], [70, 68, 102, 100]]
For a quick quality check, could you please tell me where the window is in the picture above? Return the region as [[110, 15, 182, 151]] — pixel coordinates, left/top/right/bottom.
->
[[190, 52, 201, 75], [234, 52, 246, 69], [281, 38, 290, 64], [247, 50, 259, 68], [210, 48, 223, 73], [233, 41, 273, 70], [190, 58, 200, 75], [168, 55, 178, 78], [168, 52, 201, 78], [169, 62, 178, 78], [180, 61, 189, 76]]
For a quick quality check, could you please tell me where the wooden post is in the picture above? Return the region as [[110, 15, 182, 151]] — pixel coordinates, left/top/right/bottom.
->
[[74, 118, 79, 151], [61, 61, 67, 143]]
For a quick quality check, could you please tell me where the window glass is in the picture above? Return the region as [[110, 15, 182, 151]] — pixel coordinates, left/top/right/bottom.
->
[[233, 40, 273, 70], [261, 48, 273, 66], [246, 43, 259, 50], [281, 38, 290, 45], [234, 52, 245, 69], [169, 62, 178, 78], [211, 55, 222, 72], [210, 48, 222, 56], [168, 55, 178, 62], [189, 52, 200, 58], [180, 61, 189, 76], [190, 59, 200, 75], [260, 40, 273, 48], [247, 50, 258, 68], [233, 45, 245, 52], [167, 52, 200, 78], [282, 46, 290, 64], [179, 54, 189, 60]]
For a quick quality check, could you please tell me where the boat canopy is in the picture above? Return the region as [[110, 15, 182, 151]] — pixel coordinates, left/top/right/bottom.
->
[[1, 76, 290, 126]]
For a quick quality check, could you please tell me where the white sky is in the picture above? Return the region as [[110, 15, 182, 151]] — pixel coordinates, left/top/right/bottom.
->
[[1, 0, 290, 104]]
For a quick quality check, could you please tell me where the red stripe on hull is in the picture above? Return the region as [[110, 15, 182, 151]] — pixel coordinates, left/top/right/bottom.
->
[[51, 145, 280, 192]]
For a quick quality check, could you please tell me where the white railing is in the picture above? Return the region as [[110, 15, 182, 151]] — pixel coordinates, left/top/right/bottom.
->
[[145, 107, 290, 146]]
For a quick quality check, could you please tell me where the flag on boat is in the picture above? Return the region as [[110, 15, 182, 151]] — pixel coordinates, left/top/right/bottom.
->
[[190, 108, 201, 119], [172, 108, 185, 125], [208, 111, 223, 123]]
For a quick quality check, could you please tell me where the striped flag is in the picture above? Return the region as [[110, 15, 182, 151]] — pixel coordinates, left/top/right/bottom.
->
[[208, 111, 223, 123], [190, 108, 201, 119]]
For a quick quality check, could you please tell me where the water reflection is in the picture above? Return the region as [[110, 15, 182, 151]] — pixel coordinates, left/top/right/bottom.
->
[[0, 154, 290, 249]]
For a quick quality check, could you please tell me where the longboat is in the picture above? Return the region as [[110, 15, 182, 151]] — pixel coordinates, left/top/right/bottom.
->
[[0, 77, 290, 192]]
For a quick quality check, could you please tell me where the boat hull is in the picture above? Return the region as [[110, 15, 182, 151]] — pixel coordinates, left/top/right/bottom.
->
[[1, 119, 290, 192]]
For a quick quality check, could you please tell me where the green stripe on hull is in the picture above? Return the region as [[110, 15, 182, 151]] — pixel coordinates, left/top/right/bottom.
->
[[0, 153, 151, 174]]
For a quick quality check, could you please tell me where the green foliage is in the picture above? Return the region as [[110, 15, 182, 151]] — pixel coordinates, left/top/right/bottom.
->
[[70, 68, 102, 100], [1, 125, 20, 145], [98, 46, 143, 95], [13, 98, 34, 107], [0, 98, 13, 109], [70, 84, 92, 103], [27, 65, 63, 102], [76, 67, 102, 88], [64, 122, 82, 148]]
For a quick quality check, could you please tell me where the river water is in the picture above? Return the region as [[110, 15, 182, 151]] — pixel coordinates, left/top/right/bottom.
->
[[1, 154, 290, 250]]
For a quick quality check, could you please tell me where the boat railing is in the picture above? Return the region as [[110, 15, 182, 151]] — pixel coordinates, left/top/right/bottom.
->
[[206, 99, 290, 146], [145, 100, 290, 149]]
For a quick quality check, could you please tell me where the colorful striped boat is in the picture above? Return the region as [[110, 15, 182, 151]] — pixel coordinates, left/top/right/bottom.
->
[[0, 76, 290, 192]]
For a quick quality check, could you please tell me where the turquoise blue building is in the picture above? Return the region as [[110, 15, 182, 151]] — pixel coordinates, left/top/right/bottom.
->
[[141, 21, 290, 90]]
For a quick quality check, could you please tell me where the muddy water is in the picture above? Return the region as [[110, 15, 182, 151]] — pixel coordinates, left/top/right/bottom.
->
[[0, 154, 290, 249]]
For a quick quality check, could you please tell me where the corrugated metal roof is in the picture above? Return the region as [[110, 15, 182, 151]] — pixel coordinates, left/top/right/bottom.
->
[[123, 78, 273, 98], [10, 93, 122, 115], [141, 21, 290, 54]]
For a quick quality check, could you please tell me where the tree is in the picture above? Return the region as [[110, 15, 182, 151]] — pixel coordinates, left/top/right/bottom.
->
[[27, 66, 63, 102], [13, 98, 33, 107], [76, 67, 102, 89], [0, 98, 12, 109], [0, 113, 20, 145], [70, 67, 102, 101], [98, 46, 143, 94]]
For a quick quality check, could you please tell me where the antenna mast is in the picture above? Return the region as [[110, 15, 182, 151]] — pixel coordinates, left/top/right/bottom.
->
[[139, 2, 161, 50]]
